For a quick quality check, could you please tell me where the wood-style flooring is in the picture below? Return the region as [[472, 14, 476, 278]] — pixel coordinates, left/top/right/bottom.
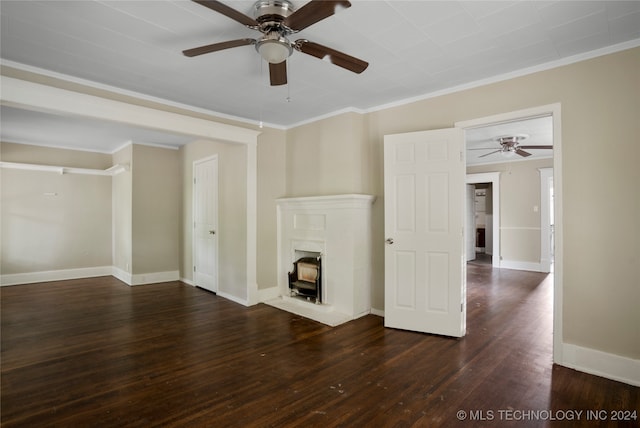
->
[[1, 265, 638, 427]]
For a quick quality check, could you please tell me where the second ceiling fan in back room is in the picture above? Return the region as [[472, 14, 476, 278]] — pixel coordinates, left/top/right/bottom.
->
[[470, 135, 553, 158], [182, 0, 369, 86]]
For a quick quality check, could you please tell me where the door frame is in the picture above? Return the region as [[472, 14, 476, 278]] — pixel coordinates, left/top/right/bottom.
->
[[455, 103, 563, 365], [466, 173, 501, 267], [539, 167, 554, 273]]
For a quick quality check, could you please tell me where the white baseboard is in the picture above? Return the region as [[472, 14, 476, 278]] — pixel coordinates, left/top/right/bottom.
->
[[258, 286, 280, 302], [129, 270, 179, 286], [114, 268, 179, 286], [370, 308, 384, 317], [2, 266, 179, 287], [1, 266, 113, 286], [180, 277, 195, 286], [499, 259, 543, 272], [559, 343, 640, 387], [217, 290, 248, 306], [112, 266, 132, 285], [181, 278, 250, 307]]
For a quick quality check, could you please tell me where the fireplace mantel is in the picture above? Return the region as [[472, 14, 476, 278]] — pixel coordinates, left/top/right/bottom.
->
[[271, 194, 376, 326]]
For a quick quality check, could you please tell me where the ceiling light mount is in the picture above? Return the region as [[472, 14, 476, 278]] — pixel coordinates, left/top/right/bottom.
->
[[495, 134, 529, 149], [255, 32, 293, 64]]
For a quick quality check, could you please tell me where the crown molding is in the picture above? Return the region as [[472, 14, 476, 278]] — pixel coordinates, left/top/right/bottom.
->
[[2, 37, 639, 131]]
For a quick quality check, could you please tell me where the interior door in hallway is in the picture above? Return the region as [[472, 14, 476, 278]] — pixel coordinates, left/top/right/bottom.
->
[[194, 156, 218, 293], [384, 128, 466, 337]]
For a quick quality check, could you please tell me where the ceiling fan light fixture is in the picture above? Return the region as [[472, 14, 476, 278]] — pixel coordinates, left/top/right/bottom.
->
[[256, 35, 292, 64], [500, 148, 517, 158]]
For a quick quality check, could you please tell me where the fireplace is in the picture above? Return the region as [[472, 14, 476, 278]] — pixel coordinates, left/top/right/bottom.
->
[[288, 256, 321, 303], [272, 194, 376, 326]]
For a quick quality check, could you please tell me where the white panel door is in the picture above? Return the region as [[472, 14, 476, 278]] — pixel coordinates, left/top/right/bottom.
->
[[194, 157, 218, 293], [384, 128, 466, 337]]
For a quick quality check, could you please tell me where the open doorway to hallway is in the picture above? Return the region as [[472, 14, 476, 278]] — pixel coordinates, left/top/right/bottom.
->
[[457, 103, 563, 364], [465, 115, 554, 273]]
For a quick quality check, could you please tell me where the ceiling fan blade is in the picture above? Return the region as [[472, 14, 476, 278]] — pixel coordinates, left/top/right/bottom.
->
[[192, 0, 258, 27], [285, 0, 351, 31], [269, 61, 287, 86], [518, 145, 553, 150], [515, 149, 532, 157], [479, 150, 501, 158], [295, 40, 368, 73], [183, 38, 255, 57], [468, 147, 499, 151]]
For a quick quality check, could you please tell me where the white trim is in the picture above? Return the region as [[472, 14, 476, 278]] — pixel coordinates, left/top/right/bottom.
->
[[180, 277, 195, 287], [539, 167, 554, 273], [112, 266, 132, 285], [0, 76, 261, 145], [1, 266, 113, 286], [0, 161, 128, 176], [217, 291, 248, 307], [258, 286, 280, 303], [4, 39, 638, 130], [129, 271, 180, 286], [499, 260, 543, 272], [370, 308, 384, 318], [363, 39, 640, 118], [1, 267, 180, 287], [456, 103, 564, 367], [1, 59, 285, 131], [286, 107, 366, 129], [465, 172, 501, 267], [246, 141, 259, 305], [560, 343, 640, 387]]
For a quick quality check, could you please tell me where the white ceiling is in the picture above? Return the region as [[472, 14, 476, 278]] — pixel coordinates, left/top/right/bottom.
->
[[0, 105, 194, 152], [1, 0, 639, 155]]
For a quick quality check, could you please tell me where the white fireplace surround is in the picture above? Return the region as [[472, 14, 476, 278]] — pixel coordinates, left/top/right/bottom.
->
[[269, 194, 376, 326]]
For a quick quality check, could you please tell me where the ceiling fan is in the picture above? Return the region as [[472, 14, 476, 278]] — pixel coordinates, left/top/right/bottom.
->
[[183, 0, 369, 86], [471, 135, 553, 158]]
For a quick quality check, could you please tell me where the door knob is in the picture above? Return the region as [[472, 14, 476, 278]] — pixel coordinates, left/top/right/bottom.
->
[[386, 238, 394, 244], [209, 230, 216, 235]]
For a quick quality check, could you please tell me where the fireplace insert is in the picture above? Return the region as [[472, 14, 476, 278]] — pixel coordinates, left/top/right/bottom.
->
[[288, 256, 322, 304]]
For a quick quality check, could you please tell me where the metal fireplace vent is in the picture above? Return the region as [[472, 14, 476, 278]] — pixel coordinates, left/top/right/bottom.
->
[[288, 256, 321, 303]]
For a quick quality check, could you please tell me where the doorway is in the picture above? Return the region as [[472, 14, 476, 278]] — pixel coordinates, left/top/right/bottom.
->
[[466, 173, 500, 267], [456, 103, 563, 364]]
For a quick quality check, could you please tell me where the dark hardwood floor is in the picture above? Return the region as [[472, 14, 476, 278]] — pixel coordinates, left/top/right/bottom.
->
[[1, 266, 638, 427]]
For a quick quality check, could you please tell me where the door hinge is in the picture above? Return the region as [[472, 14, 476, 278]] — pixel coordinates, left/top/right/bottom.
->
[[193, 266, 196, 272], [461, 302, 464, 312], [460, 151, 464, 162]]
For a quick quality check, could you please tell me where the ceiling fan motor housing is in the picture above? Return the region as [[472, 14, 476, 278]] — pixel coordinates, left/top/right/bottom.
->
[[254, 0, 294, 27], [497, 134, 528, 149]]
